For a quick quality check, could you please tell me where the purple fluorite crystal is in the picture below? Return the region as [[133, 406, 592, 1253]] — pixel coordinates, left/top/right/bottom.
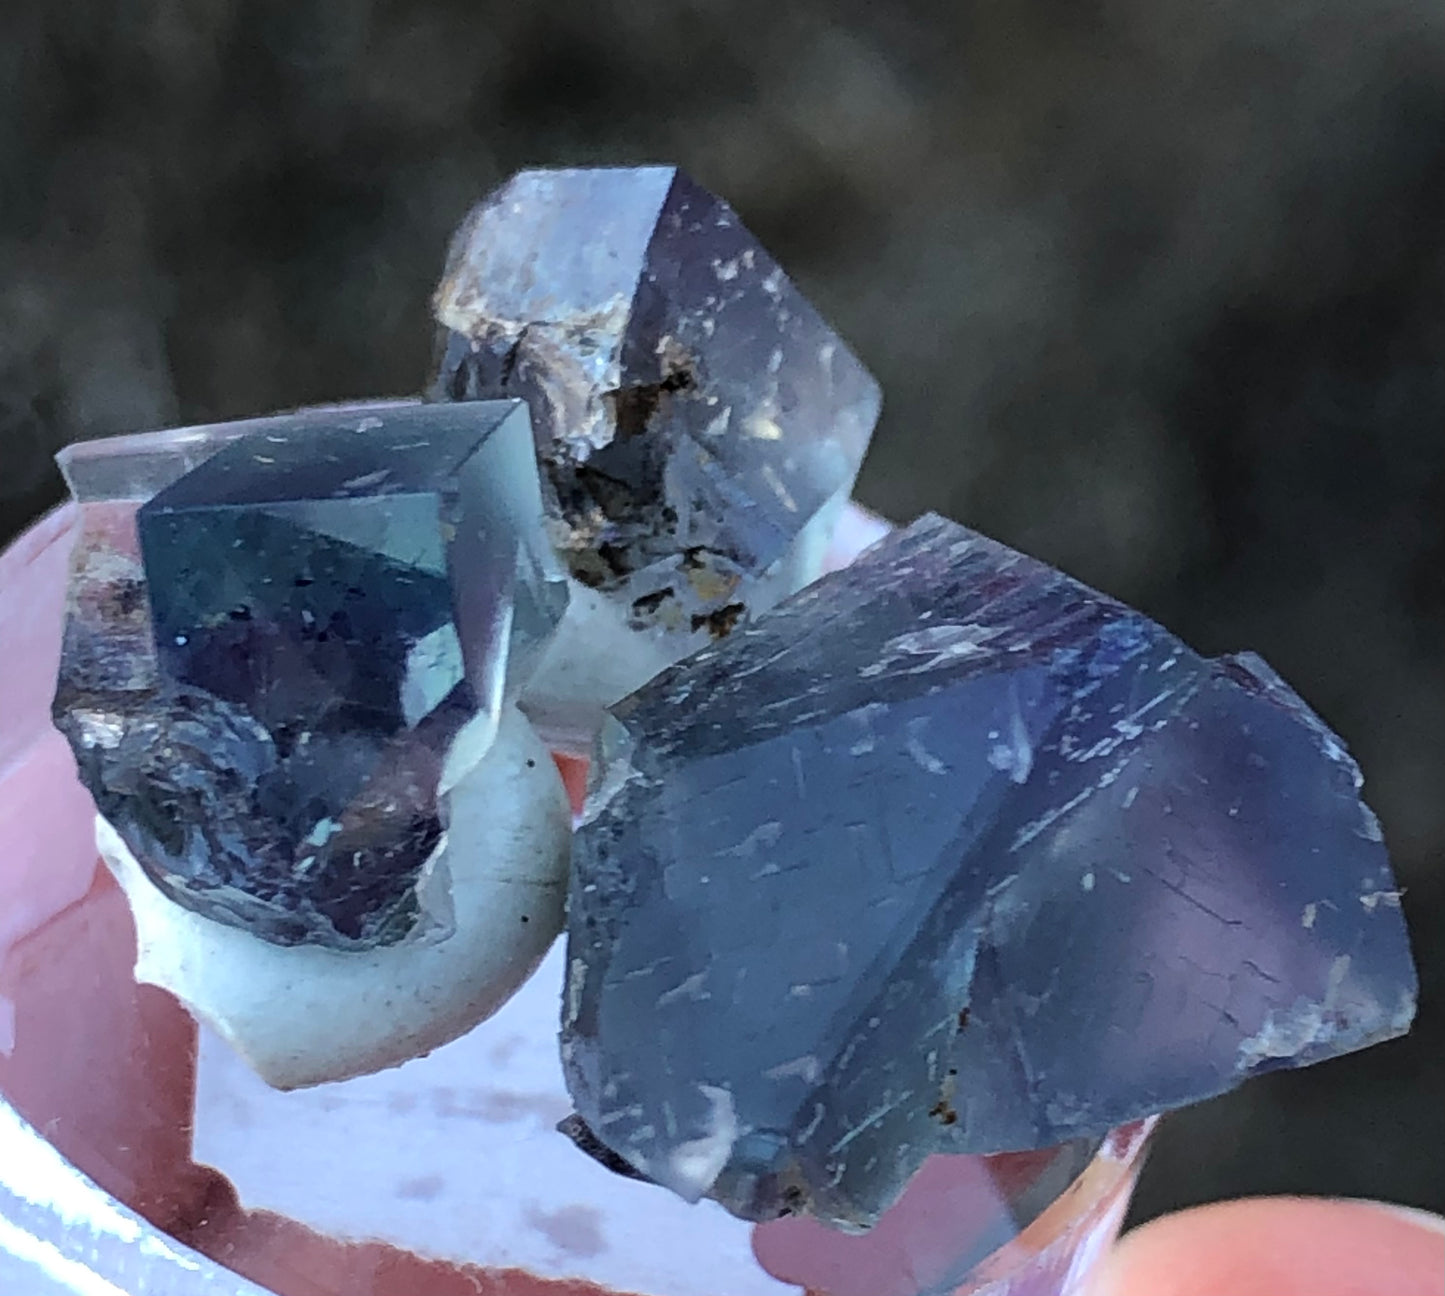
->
[[431, 166, 881, 744], [563, 513, 1418, 1230]]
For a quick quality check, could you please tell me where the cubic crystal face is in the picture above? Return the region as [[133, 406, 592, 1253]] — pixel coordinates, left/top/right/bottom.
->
[[53, 401, 567, 950], [431, 166, 882, 742], [563, 514, 1418, 1231]]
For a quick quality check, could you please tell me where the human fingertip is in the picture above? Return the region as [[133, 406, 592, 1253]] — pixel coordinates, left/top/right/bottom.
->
[[1084, 1196, 1445, 1296]]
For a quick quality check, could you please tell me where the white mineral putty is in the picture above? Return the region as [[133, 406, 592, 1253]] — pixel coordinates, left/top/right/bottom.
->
[[520, 575, 678, 753], [98, 704, 571, 1090], [191, 941, 797, 1296], [522, 490, 851, 754]]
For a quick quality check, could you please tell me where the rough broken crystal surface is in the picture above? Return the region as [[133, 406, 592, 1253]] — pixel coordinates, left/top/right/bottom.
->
[[52, 401, 567, 951], [563, 513, 1419, 1231], [431, 166, 881, 744]]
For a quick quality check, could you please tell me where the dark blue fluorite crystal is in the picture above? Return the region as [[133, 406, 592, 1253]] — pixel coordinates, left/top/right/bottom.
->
[[563, 513, 1418, 1230], [53, 401, 566, 950]]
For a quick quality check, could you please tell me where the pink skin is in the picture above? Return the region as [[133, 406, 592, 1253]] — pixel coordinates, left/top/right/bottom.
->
[[1087, 1197, 1445, 1296], [2, 502, 1440, 1296]]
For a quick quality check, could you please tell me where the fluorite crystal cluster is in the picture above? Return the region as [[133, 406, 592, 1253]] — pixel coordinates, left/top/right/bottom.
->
[[562, 514, 1418, 1229], [45, 166, 1417, 1228], [49, 167, 883, 1088]]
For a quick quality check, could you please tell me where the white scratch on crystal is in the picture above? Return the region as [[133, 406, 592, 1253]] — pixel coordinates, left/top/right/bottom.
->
[[763, 1055, 821, 1083], [761, 463, 797, 510], [1010, 755, 1133, 852], [988, 691, 1033, 784], [905, 717, 948, 775], [1359, 889, 1402, 912], [565, 957, 588, 1026], [828, 1092, 912, 1154], [340, 467, 392, 491], [656, 972, 711, 1008], [722, 821, 783, 858]]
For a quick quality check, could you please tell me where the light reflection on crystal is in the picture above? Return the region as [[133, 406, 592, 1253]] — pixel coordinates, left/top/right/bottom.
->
[[55, 401, 415, 505]]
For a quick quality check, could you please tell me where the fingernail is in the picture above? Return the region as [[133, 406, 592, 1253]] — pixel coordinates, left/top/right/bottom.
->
[[1350, 1198, 1445, 1239]]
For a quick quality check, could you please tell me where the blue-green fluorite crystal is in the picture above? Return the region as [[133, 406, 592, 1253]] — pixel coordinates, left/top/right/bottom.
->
[[53, 401, 565, 950]]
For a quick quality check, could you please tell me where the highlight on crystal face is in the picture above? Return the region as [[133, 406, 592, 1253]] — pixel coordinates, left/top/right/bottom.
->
[[27, 165, 1418, 1291]]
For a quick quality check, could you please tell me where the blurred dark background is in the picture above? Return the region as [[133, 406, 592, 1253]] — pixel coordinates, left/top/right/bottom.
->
[[1, 0, 1441, 1227]]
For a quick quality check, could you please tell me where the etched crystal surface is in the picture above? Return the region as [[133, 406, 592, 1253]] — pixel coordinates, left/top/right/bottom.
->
[[53, 401, 567, 950], [563, 513, 1419, 1230], [431, 166, 881, 741]]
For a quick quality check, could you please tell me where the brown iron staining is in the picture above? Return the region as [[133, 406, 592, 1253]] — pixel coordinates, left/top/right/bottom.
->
[[692, 602, 746, 640], [554, 367, 700, 590], [928, 1097, 959, 1126], [930, 1055, 961, 1125], [628, 585, 680, 631], [610, 367, 694, 440]]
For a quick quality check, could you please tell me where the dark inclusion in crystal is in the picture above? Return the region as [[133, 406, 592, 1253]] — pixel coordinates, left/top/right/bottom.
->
[[563, 514, 1418, 1230], [53, 402, 566, 950], [431, 165, 880, 627]]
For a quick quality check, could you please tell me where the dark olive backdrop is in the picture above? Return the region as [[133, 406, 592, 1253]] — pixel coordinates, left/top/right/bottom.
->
[[2, 0, 1441, 1225]]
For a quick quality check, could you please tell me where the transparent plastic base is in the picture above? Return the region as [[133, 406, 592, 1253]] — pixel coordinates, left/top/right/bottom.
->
[[1, 501, 1152, 1296]]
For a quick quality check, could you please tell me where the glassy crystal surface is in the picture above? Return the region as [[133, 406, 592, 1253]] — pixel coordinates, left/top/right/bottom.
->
[[431, 166, 882, 742], [53, 400, 415, 503], [564, 513, 1418, 1230], [51, 402, 567, 951]]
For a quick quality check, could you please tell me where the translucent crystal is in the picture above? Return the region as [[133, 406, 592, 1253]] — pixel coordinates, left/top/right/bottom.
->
[[563, 513, 1418, 1231], [431, 166, 881, 746], [52, 401, 568, 952]]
